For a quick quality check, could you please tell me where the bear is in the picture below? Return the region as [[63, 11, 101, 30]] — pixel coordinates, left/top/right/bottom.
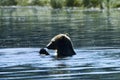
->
[[46, 34, 76, 57]]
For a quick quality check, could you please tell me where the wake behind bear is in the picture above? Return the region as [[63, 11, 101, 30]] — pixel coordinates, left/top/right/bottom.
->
[[39, 34, 76, 58]]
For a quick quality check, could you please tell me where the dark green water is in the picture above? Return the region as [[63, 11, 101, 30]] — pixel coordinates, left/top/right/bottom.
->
[[0, 7, 120, 80]]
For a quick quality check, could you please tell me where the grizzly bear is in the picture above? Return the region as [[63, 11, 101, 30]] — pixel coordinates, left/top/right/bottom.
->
[[46, 34, 76, 57]]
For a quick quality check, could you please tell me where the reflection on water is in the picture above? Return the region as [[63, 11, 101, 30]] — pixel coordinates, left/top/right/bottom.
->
[[0, 6, 120, 48], [0, 7, 120, 80]]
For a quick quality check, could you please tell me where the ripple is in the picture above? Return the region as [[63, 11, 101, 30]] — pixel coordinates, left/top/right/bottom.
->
[[0, 47, 120, 79]]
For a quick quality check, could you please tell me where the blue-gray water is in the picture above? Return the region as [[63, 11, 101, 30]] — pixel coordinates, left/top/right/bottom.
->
[[0, 7, 120, 80]]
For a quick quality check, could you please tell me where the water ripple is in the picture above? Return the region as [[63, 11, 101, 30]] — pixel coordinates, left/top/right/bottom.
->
[[0, 47, 120, 79]]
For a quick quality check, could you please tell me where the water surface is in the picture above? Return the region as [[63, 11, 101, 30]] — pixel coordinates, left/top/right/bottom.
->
[[0, 7, 120, 80], [0, 47, 120, 80], [0, 7, 120, 47]]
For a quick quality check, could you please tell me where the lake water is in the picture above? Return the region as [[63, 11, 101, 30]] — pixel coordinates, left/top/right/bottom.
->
[[0, 6, 120, 80]]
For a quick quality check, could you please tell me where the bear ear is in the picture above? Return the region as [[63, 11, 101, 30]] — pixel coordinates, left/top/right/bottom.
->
[[65, 33, 69, 36]]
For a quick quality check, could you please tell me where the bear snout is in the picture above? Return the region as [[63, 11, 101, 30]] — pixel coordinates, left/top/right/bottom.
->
[[46, 42, 56, 49], [46, 44, 51, 49]]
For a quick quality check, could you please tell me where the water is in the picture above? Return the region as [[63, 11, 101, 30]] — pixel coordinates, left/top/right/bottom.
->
[[0, 47, 120, 80], [0, 6, 120, 80]]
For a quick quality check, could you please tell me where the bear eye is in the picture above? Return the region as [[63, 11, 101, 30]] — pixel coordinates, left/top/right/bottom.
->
[[52, 41, 55, 43]]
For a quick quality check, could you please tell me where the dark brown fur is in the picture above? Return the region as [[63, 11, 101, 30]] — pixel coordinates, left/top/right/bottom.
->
[[47, 34, 76, 57]]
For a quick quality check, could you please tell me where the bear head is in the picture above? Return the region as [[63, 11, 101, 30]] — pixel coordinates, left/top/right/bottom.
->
[[47, 34, 76, 57]]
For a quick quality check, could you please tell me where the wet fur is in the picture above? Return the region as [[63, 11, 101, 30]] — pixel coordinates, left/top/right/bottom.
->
[[46, 34, 76, 57]]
